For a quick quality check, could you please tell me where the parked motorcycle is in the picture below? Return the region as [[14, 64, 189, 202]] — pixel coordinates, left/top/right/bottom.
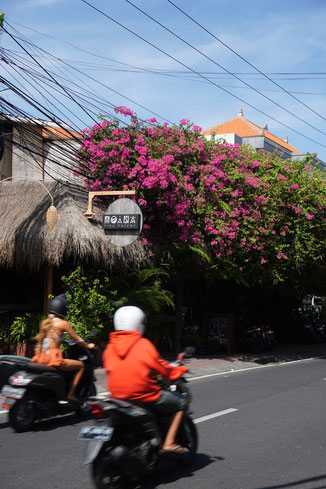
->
[[238, 324, 276, 353], [310, 321, 326, 343], [0, 338, 96, 432], [291, 321, 319, 344], [79, 349, 197, 489]]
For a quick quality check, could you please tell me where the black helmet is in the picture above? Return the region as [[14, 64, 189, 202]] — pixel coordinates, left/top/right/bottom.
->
[[48, 294, 69, 318]]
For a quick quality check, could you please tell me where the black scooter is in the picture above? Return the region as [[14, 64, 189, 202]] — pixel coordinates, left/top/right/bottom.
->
[[0, 339, 96, 432], [238, 324, 276, 353], [79, 348, 197, 489]]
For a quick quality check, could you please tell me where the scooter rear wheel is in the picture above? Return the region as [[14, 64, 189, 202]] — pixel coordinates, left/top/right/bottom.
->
[[92, 456, 127, 489], [9, 396, 35, 432]]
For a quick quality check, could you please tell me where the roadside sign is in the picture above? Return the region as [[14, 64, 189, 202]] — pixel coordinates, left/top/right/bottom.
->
[[103, 198, 143, 247], [103, 214, 141, 231]]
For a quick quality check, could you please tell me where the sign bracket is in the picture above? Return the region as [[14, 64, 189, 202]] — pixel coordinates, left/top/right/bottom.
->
[[84, 190, 136, 219]]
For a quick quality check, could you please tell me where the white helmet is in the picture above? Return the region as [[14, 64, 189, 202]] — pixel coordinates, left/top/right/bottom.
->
[[113, 306, 146, 336]]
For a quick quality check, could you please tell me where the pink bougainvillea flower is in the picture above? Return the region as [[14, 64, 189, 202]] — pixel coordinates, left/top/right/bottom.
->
[[76, 107, 326, 286]]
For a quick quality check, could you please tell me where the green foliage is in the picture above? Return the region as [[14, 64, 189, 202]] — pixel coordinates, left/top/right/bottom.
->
[[109, 267, 175, 345], [111, 267, 174, 312], [9, 266, 176, 348], [60, 266, 174, 344], [182, 332, 202, 349], [61, 267, 117, 340], [10, 313, 44, 344]]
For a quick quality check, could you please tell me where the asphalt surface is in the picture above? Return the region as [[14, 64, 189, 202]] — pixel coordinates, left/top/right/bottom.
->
[[1, 342, 326, 489], [95, 342, 326, 389]]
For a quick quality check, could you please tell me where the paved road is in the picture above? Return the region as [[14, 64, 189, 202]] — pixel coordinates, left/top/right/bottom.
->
[[1, 356, 326, 489]]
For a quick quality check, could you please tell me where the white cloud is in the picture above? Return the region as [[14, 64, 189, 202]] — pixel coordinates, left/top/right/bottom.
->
[[20, 0, 64, 8]]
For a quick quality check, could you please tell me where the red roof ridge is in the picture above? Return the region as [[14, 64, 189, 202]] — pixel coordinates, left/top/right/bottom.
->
[[239, 116, 261, 134], [202, 114, 299, 153], [203, 114, 243, 134], [263, 129, 298, 153]]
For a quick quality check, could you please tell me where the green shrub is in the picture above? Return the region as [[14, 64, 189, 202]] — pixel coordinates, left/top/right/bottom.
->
[[182, 332, 202, 349], [10, 313, 44, 344], [61, 267, 119, 340]]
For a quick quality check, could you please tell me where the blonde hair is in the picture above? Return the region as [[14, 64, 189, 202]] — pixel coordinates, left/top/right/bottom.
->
[[33, 315, 55, 354]]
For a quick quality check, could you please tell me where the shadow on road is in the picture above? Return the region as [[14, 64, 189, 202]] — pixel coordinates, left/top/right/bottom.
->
[[29, 412, 91, 432], [138, 453, 221, 488], [255, 473, 326, 489], [0, 411, 91, 432], [0, 420, 9, 429]]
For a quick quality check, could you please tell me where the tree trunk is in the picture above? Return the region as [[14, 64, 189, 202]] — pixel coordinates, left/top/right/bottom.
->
[[174, 283, 183, 353], [43, 263, 54, 315]]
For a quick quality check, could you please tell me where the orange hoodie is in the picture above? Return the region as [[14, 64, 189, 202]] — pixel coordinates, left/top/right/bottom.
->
[[102, 331, 188, 402]]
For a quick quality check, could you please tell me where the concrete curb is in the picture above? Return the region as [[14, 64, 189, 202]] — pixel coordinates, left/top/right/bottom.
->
[[94, 344, 326, 388]]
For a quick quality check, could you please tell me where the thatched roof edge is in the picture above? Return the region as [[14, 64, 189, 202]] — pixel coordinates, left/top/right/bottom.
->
[[0, 181, 148, 270]]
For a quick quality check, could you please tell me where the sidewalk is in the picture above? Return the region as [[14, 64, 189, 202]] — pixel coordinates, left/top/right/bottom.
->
[[95, 342, 326, 387], [182, 342, 326, 378]]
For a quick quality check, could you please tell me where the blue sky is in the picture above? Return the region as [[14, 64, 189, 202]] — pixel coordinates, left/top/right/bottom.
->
[[2, 0, 326, 161]]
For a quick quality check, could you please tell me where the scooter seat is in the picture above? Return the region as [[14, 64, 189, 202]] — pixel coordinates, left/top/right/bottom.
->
[[123, 398, 157, 417], [106, 397, 156, 418], [24, 361, 59, 373]]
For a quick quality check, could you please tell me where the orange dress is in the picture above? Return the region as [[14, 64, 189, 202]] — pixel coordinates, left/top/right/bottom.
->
[[31, 335, 66, 367]]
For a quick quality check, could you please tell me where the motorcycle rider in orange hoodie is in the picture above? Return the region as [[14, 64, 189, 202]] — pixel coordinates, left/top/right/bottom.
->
[[102, 306, 188, 454]]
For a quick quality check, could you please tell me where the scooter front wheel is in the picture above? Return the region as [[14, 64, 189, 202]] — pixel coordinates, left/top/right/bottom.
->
[[9, 396, 36, 432], [176, 416, 198, 466], [76, 383, 97, 417]]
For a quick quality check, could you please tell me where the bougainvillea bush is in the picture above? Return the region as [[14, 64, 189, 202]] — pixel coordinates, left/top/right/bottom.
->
[[77, 107, 326, 288]]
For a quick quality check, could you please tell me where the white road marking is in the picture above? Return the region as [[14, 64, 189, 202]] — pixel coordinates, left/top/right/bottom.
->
[[0, 409, 8, 415], [194, 408, 238, 424], [188, 354, 326, 381]]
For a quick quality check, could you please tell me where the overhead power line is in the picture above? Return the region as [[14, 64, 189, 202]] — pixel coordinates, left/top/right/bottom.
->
[[2, 25, 99, 126], [6, 21, 172, 125], [82, 0, 326, 150], [1, 23, 177, 185], [166, 0, 326, 124], [124, 0, 326, 135], [14, 20, 326, 80]]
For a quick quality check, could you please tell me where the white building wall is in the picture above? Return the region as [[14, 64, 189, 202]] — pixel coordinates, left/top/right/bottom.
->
[[1, 120, 84, 183], [205, 133, 242, 146], [12, 124, 43, 180], [44, 140, 82, 183]]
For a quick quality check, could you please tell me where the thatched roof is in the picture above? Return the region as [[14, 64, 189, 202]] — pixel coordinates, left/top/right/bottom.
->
[[0, 181, 148, 270]]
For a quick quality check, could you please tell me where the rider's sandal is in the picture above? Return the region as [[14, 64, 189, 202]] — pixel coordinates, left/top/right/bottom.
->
[[161, 444, 188, 454]]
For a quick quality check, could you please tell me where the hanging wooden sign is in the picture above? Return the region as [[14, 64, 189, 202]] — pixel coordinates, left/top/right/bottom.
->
[[103, 198, 143, 247]]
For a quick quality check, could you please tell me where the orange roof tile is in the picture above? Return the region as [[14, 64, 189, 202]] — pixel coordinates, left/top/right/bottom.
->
[[203, 115, 299, 153], [42, 126, 81, 140]]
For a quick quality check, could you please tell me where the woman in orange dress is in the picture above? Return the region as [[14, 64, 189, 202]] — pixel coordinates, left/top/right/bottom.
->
[[32, 294, 94, 401]]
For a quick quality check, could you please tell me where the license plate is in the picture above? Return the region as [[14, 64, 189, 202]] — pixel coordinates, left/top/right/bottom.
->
[[0, 385, 26, 399], [78, 426, 114, 442], [2, 397, 16, 408]]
